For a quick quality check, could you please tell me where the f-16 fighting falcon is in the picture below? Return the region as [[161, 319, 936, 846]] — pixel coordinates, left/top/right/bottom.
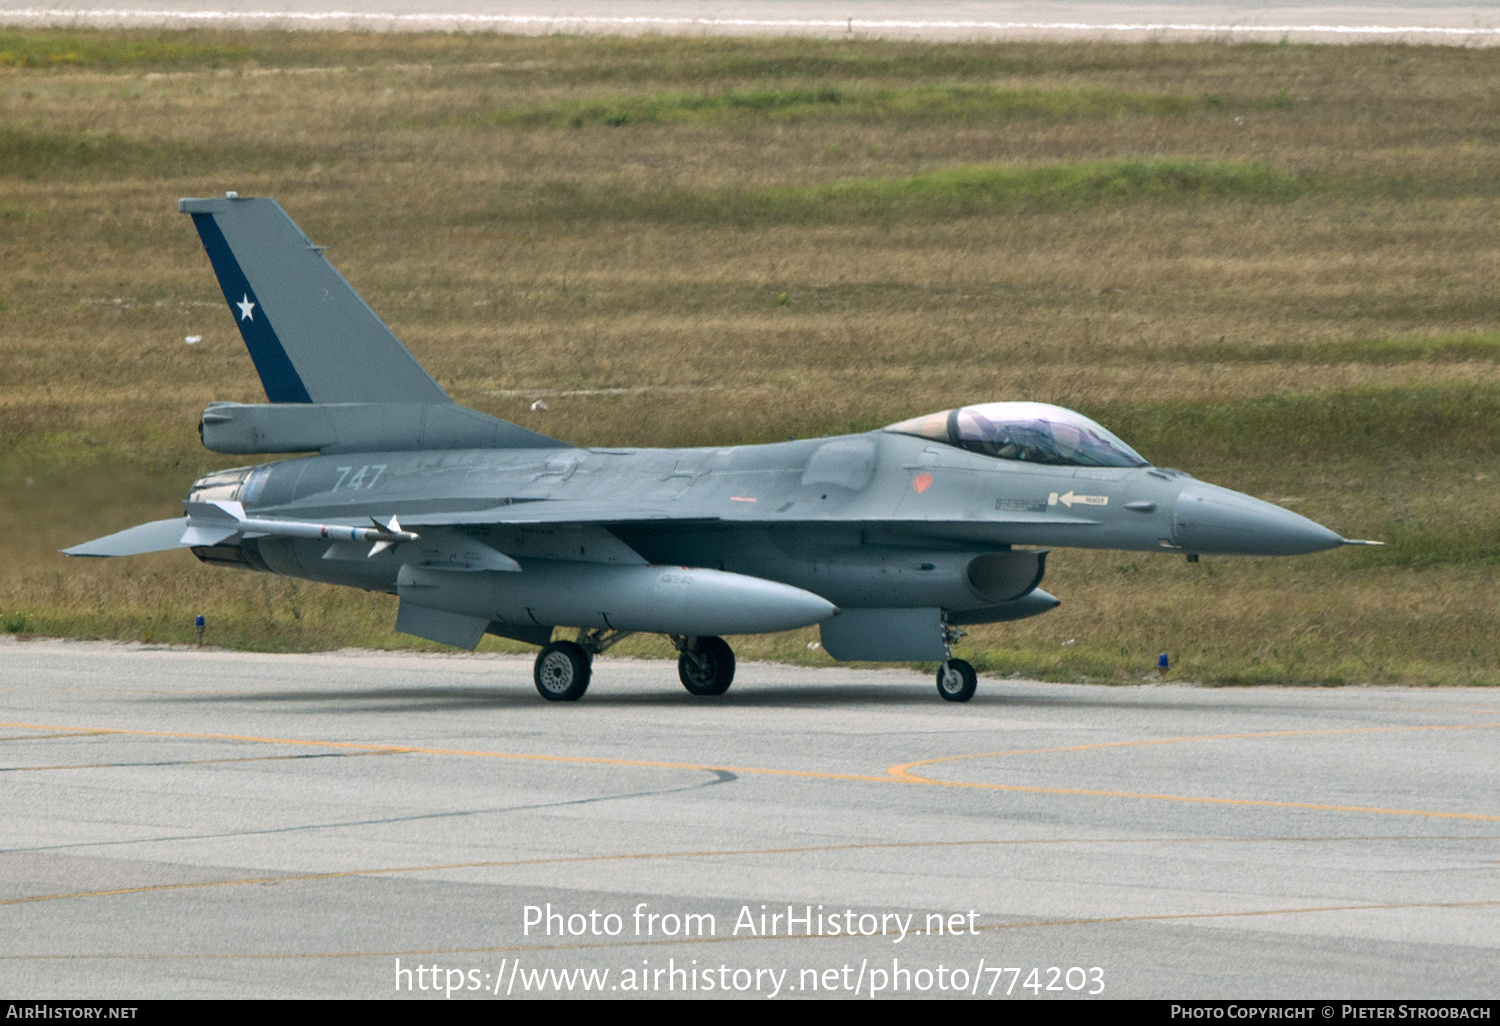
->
[[65, 196, 1378, 702]]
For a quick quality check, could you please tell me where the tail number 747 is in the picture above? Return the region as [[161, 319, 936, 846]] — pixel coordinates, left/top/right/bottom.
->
[[333, 464, 387, 491]]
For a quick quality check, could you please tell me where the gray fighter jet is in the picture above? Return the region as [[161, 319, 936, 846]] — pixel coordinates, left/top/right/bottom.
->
[[66, 196, 1377, 702]]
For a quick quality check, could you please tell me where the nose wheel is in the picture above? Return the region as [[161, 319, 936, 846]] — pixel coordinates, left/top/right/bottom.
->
[[674, 635, 735, 696], [534, 641, 592, 702], [936, 658, 977, 702]]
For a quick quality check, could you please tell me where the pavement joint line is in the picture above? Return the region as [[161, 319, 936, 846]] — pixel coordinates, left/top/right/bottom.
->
[[0, 750, 403, 773], [6, 896, 1500, 961], [4, 719, 1496, 823], [0, 686, 260, 696], [0, 719, 891, 783], [3, 835, 1495, 910], [1393, 708, 1500, 715]]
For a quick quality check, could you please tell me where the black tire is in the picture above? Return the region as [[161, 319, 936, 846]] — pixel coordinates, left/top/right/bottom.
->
[[534, 641, 591, 702], [678, 636, 735, 696], [936, 658, 977, 702]]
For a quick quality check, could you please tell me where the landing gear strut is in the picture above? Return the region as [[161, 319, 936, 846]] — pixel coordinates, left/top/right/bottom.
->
[[936, 622, 976, 702], [532, 628, 634, 702], [672, 635, 735, 696]]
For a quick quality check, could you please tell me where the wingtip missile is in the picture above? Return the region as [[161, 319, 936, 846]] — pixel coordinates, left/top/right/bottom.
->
[[181, 501, 420, 551]]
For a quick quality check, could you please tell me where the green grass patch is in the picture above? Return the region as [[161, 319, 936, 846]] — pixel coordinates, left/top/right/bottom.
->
[[486, 84, 1201, 128], [779, 157, 1305, 214], [0, 28, 1282, 80], [1176, 332, 1500, 365], [482, 158, 1498, 228], [502, 158, 1309, 226], [595, 41, 1042, 85], [1097, 383, 1500, 467], [1357, 519, 1500, 569], [0, 30, 251, 69], [0, 129, 313, 179]]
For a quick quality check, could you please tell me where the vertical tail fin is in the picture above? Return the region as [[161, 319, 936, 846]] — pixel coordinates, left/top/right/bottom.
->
[[180, 195, 450, 405]]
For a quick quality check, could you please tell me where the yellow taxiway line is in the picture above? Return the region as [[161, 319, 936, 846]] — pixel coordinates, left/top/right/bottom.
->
[[886, 722, 1500, 822], [3, 718, 1497, 823]]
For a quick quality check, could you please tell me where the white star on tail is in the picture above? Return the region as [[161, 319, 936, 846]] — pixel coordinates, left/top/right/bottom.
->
[[236, 294, 255, 321]]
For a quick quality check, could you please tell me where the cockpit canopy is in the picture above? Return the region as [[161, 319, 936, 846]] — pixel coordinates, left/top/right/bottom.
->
[[884, 402, 1149, 468]]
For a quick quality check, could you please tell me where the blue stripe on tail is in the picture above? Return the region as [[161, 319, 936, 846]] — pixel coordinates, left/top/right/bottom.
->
[[189, 212, 312, 404]]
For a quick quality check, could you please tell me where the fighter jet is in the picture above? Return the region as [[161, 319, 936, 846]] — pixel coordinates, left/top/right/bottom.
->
[[65, 196, 1377, 702]]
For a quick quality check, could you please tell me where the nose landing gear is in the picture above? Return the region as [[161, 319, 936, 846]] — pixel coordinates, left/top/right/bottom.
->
[[936, 658, 977, 702], [672, 635, 735, 696], [936, 621, 976, 702]]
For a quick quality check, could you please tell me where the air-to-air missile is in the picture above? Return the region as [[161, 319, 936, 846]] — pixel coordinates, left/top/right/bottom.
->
[[66, 196, 1378, 703]]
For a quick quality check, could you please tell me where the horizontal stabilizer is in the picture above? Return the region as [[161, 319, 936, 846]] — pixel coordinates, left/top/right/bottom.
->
[[199, 401, 563, 455], [63, 518, 191, 558]]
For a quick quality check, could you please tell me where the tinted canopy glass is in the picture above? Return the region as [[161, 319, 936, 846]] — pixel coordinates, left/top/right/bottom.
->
[[885, 402, 1148, 468]]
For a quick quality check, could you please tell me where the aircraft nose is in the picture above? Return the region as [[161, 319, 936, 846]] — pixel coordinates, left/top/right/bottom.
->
[[1171, 483, 1343, 556]]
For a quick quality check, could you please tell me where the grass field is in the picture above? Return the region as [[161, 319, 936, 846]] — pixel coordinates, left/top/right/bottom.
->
[[2, 29, 1498, 684]]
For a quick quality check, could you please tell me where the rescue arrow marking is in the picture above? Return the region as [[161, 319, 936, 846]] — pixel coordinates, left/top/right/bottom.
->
[[1049, 490, 1108, 508]]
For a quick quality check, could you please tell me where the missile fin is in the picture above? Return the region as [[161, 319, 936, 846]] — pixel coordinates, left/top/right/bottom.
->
[[180, 525, 242, 547]]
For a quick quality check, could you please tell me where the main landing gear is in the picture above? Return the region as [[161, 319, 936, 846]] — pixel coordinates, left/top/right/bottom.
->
[[533, 640, 591, 702], [936, 622, 977, 702], [534, 627, 972, 702], [672, 635, 736, 697], [532, 628, 632, 702], [532, 631, 738, 701]]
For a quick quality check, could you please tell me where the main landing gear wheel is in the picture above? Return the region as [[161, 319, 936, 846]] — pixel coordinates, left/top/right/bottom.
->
[[936, 659, 977, 703], [678, 636, 735, 696], [534, 641, 591, 702]]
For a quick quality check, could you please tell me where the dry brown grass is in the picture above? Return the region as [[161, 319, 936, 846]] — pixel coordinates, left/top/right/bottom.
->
[[1, 30, 1498, 683]]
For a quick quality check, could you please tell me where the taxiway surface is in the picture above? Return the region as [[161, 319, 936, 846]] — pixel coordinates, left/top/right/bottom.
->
[[0, 638, 1496, 998]]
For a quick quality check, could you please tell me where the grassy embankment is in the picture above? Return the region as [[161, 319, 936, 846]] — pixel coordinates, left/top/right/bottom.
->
[[2, 30, 1498, 683]]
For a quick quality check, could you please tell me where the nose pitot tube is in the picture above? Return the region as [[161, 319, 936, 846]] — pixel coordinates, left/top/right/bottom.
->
[[1171, 483, 1344, 556]]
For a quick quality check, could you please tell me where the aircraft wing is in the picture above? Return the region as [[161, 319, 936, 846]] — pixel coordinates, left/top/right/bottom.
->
[[62, 503, 1102, 558], [397, 504, 714, 527], [62, 518, 192, 557], [393, 503, 1101, 528]]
